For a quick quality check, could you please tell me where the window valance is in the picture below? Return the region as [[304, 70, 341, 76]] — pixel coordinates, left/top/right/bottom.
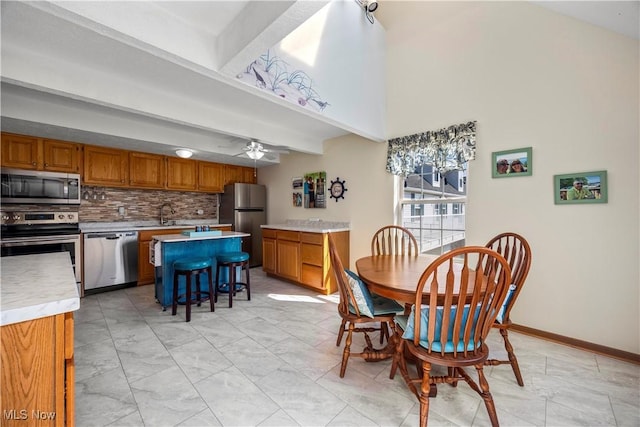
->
[[386, 121, 477, 177]]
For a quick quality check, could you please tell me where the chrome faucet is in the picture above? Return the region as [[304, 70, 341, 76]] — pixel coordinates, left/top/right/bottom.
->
[[160, 202, 175, 225]]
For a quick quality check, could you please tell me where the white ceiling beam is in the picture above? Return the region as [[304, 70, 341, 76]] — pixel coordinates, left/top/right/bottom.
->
[[217, 0, 330, 76]]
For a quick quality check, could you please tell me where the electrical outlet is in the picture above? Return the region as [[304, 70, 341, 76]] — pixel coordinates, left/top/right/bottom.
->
[[118, 206, 125, 216], [197, 209, 204, 215]]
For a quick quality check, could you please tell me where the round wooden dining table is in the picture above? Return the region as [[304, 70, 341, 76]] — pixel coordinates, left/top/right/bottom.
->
[[355, 254, 477, 305]]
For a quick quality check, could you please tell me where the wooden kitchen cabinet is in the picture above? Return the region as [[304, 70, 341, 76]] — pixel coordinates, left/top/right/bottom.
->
[[262, 229, 276, 274], [138, 228, 189, 285], [243, 166, 257, 184], [198, 161, 225, 193], [262, 228, 349, 294], [276, 231, 301, 281], [83, 145, 129, 186], [129, 152, 165, 189], [1, 133, 81, 173], [1, 311, 75, 427], [224, 164, 243, 185], [166, 157, 197, 190]]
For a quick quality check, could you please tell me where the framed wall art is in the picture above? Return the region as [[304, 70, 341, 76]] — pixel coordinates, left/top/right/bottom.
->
[[492, 147, 532, 178], [303, 171, 326, 208], [554, 170, 607, 204]]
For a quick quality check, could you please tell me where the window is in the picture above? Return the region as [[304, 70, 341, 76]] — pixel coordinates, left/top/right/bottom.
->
[[400, 164, 467, 255]]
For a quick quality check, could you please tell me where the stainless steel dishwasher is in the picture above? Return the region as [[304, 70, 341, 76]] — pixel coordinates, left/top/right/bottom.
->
[[84, 231, 138, 292]]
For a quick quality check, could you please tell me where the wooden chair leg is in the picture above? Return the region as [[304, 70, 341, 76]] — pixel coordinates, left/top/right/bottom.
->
[[336, 319, 347, 346], [380, 321, 389, 344], [475, 364, 499, 427], [339, 323, 354, 378], [419, 362, 433, 427], [500, 328, 524, 386]]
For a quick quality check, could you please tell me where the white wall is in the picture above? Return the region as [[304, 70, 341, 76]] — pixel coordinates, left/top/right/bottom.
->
[[261, 2, 639, 354]]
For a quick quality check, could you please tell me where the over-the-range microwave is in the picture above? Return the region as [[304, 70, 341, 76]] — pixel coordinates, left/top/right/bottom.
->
[[0, 168, 81, 204]]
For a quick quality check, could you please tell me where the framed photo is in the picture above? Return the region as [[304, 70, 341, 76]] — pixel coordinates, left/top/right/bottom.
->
[[292, 177, 303, 189], [492, 147, 532, 178], [554, 170, 607, 204], [303, 171, 326, 208]]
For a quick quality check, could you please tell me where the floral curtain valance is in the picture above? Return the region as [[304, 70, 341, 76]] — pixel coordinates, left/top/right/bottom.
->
[[386, 121, 477, 177]]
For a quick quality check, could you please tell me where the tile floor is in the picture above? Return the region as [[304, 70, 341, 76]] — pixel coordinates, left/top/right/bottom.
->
[[74, 268, 639, 426]]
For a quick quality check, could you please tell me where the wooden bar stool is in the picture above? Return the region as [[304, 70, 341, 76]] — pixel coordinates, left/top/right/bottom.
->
[[171, 257, 214, 322], [215, 252, 250, 308]]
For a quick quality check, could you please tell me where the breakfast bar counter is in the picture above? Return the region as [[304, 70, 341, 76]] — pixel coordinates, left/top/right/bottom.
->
[[151, 231, 250, 308]]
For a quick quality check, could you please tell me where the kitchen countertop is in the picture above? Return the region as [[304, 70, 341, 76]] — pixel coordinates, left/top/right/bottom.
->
[[1, 252, 80, 326], [262, 219, 350, 233], [153, 231, 250, 243], [80, 220, 231, 233]]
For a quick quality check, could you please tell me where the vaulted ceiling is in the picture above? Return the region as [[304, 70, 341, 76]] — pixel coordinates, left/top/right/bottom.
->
[[2, 1, 637, 167]]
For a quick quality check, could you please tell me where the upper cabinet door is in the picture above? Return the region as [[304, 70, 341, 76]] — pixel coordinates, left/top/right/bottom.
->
[[1, 133, 40, 170], [83, 145, 129, 186], [42, 139, 80, 173], [166, 157, 197, 190], [224, 165, 243, 186], [129, 152, 166, 189], [198, 161, 224, 193], [242, 166, 257, 184]]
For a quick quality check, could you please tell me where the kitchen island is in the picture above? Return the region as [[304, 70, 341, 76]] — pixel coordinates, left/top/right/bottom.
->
[[1, 252, 79, 427], [151, 231, 250, 309], [261, 220, 350, 294]]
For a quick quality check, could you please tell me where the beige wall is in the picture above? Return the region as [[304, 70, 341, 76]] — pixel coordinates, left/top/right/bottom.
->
[[261, 2, 639, 354], [259, 134, 394, 262]]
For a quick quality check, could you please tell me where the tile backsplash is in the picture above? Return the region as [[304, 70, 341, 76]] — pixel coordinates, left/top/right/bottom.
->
[[2, 188, 219, 223], [80, 187, 219, 222]]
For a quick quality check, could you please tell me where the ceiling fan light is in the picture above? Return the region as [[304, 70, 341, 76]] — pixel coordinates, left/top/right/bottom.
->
[[175, 148, 193, 158], [246, 150, 264, 160]]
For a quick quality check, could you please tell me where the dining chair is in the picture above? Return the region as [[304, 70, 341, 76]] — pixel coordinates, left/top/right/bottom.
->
[[371, 225, 419, 341], [484, 232, 532, 386], [371, 225, 419, 256], [390, 246, 511, 427], [328, 232, 404, 378]]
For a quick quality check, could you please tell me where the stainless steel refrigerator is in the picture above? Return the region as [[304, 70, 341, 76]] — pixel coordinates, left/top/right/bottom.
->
[[219, 183, 266, 267]]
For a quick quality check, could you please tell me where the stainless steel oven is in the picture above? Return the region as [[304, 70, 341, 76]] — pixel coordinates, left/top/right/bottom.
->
[[1, 211, 81, 286]]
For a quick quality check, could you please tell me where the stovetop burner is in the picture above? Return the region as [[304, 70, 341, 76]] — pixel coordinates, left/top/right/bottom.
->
[[1, 210, 80, 238]]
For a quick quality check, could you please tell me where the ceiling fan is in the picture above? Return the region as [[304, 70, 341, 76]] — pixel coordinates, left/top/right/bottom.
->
[[240, 139, 288, 160]]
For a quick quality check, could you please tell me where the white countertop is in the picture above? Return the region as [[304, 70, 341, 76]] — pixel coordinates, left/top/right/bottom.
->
[[81, 221, 231, 233], [153, 230, 250, 243], [1, 253, 80, 326], [262, 219, 350, 233]]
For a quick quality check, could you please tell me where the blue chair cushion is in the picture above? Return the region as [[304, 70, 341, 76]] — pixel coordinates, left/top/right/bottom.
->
[[216, 252, 250, 263], [345, 269, 375, 318], [371, 294, 404, 315], [495, 284, 517, 324], [174, 257, 212, 271], [400, 304, 482, 353]]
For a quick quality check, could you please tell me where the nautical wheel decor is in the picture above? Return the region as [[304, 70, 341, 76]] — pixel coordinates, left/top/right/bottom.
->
[[329, 178, 347, 202]]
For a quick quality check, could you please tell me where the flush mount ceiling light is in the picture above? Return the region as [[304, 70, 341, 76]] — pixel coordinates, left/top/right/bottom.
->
[[175, 149, 193, 158], [356, 0, 378, 24]]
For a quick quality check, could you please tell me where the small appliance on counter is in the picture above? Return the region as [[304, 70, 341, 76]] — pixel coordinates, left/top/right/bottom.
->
[[219, 183, 266, 267]]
